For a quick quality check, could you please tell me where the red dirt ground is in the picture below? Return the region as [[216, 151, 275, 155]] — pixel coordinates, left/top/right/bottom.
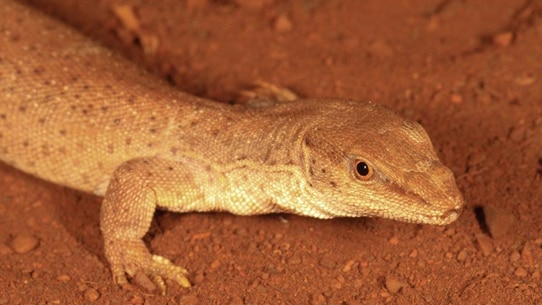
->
[[1, 0, 541, 304]]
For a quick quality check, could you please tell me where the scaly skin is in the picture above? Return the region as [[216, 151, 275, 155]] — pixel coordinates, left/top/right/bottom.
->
[[0, 0, 464, 293]]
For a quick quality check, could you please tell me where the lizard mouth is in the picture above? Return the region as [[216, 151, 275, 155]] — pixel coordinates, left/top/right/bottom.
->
[[409, 210, 455, 225], [418, 204, 464, 225], [438, 207, 462, 224], [406, 179, 465, 225]]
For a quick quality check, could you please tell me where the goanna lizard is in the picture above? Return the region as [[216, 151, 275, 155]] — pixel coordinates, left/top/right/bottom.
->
[[0, 0, 464, 293]]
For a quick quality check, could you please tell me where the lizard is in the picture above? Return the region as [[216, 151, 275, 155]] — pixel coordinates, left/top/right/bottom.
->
[[0, 0, 464, 293]]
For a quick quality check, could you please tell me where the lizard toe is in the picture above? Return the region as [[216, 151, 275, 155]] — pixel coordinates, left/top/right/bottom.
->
[[150, 254, 191, 288], [104, 238, 191, 293]]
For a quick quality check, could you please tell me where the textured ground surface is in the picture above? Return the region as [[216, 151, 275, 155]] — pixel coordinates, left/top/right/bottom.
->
[[1, 0, 541, 304]]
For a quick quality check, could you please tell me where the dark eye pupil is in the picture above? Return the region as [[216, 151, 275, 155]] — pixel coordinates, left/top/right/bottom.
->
[[356, 162, 369, 176]]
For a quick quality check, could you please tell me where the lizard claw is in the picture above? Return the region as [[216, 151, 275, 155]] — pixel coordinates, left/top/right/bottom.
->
[[151, 255, 191, 288], [105, 239, 191, 294]]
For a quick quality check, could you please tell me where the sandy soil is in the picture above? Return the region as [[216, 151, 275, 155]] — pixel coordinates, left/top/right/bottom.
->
[[1, 0, 541, 304]]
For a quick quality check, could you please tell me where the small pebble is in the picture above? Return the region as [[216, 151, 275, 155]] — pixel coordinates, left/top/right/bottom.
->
[[132, 271, 157, 292], [318, 257, 336, 269], [514, 267, 528, 278], [450, 93, 463, 104], [228, 295, 244, 305], [476, 234, 493, 256], [426, 16, 440, 31], [385, 275, 407, 294], [388, 236, 399, 245], [210, 259, 221, 269], [368, 40, 394, 58], [139, 34, 160, 55], [10, 233, 39, 254], [234, 228, 248, 236], [509, 126, 526, 142], [83, 288, 100, 302], [457, 249, 468, 262], [467, 152, 486, 167], [514, 74, 536, 86], [493, 32, 513, 46], [510, 250, 521, 262], [179, 295, 199, 305], [310, 293, 326, 305], [129, 295, 144, 305], [342, 259, 356, 272], [112, 4, 140, 32], [444, 228, 456, 236], [193, 271, 205, 284], [332, 277, 344, 290], [273, 14, 293, 33], [288, 255, 302, 265], [483, 206, 516, 238], [56, 275, 71, 282], [0, 244, 13, 255], [521, 243, 533, 266]]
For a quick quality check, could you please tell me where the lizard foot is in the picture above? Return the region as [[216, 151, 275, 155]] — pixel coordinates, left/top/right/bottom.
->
[[237, 80, 299, 107], [105, 239, 191, 294]]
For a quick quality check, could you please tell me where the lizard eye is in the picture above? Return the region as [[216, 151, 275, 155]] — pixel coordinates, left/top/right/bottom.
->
[[354, 160, 374, 181]]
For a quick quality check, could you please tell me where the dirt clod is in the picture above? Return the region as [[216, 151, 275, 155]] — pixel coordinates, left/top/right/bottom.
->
[[83, 288, 100, 302], [10, 233, 39, 254], [132, 271, 157, 293], [483, 206, 516, 238], [493, 32, 513, 47], [273, 14, 293, 33], [476, 234, 494, 256], [385, 275, 407, 294]]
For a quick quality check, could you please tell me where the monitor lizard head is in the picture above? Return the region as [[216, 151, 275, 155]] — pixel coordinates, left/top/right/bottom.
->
[[299, 99, 464, 225]]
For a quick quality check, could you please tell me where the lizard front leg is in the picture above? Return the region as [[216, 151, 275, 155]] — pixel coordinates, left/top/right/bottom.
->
[[100, 158, 200, 293]]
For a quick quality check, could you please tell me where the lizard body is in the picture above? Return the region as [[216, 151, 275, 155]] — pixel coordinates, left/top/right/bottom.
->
[[0, 0, 464, 291]]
